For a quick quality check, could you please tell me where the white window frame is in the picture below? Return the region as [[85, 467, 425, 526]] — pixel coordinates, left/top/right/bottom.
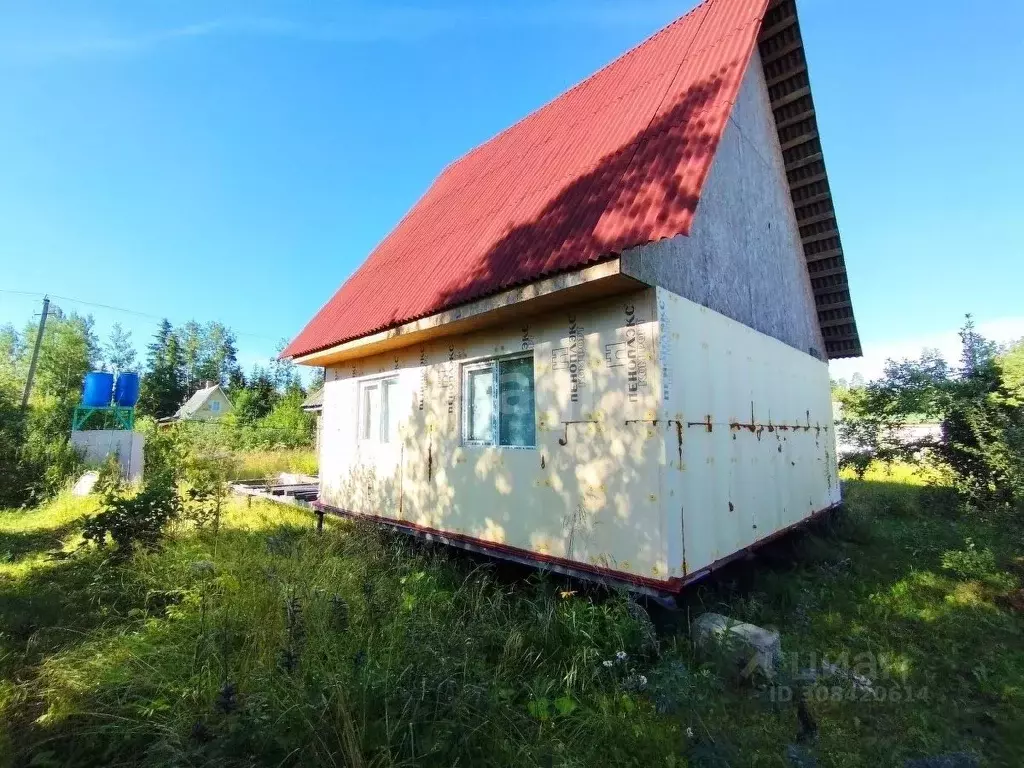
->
[[357, 374, 400, 444], [209, 399, 221, 413], [461, 351, 536, 449], [462, 361, 497, 447]]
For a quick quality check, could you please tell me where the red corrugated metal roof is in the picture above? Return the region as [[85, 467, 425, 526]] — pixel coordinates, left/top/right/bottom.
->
[[284, 0, 770, 358]]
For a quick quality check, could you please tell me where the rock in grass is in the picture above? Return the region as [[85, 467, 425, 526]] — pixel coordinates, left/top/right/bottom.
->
[[692, 612, 781, 679], [72, 471, 99, 497], [626, 597, 660, 655]]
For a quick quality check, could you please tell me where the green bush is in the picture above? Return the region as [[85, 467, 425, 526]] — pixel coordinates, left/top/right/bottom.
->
[[940, 538, 997, 580], [839, 317, 1024, 511], [0, 396, 33, 508], [180, 447, 235, 530], [0, 393, 85, 507], [81, 475, 182, 554], [93, 452, 124, 497]]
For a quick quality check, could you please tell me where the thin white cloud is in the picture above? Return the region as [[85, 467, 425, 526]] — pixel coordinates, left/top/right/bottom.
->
[[2, 2, 685, 62], [829, 317, 1024, 383]]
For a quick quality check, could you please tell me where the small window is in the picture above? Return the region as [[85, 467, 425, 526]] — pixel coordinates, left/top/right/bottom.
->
[[462, 353, 535, 447], [210, 400, 221, 413], [359, 377, 400, 443]]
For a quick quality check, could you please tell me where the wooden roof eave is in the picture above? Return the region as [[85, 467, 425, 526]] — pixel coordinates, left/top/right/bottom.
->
[[758, 0, 862, 359]]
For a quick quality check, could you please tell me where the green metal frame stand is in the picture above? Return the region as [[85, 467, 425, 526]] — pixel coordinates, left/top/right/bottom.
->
[[72, 405, 136, 431]]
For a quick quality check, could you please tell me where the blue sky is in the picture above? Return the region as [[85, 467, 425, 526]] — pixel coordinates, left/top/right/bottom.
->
[[1, 0, 1022, 380]]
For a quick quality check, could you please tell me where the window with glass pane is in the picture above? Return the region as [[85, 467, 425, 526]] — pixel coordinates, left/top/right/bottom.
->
[[462, 354, 535, 447], [359, 377, 398, 443], [498, 356, 535, 447], [466, 367, 494, 443], [361, 383, 380, 441]]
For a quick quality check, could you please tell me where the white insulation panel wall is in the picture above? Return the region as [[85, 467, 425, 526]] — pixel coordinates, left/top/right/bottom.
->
[[320, 288, 671, 584], [656, 287, 840, 577], [318, 284, 840, 591]]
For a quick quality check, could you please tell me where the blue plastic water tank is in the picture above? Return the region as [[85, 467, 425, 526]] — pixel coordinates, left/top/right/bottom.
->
[[113, 372, 141, 407], [81, 371, 114, 407]]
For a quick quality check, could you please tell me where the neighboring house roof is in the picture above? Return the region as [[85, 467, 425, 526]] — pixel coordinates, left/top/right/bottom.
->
[[302, 387, 323, 412], [174, 384, 231, 420], [284, 0, 859, 360]]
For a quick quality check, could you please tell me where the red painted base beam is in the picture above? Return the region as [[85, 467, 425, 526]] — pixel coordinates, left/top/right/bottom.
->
[[312, 501, 842, 599]]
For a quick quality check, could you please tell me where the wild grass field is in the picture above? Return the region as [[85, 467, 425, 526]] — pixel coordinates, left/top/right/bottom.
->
[[1, 464, 1022, 766], [228, 448, 318, 481]]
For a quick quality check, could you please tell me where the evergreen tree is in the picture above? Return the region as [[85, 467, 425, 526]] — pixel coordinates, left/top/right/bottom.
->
[[234, 365, 277, 425], [227, 365, 247, 392], [959, 314, 997, 380], [147, 319, 173, 366], [138, 320, 186, 418], [103, 322, 138, 373]]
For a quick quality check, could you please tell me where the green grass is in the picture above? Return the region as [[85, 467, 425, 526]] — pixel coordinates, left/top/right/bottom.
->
[[1, 464, 1022, 766], [228, 448, 318, 481]]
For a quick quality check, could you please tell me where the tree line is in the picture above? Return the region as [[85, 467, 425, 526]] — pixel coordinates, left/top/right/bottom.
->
[[0, 311, 318, 507], [836, 315, 1024, 508], [137, 319, 243, 417]]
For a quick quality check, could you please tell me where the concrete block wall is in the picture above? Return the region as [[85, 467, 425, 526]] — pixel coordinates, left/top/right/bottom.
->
[[70, 430, 145, 482]]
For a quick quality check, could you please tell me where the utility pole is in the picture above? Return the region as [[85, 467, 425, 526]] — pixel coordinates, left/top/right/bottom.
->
[[20, 295, 49, 410]]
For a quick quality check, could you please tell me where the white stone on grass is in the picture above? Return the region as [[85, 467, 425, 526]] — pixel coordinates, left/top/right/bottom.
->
[[692, 612, 781, 679], [72, 471, 99, 497]]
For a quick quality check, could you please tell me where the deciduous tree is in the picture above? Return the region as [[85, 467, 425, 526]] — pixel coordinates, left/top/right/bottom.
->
[[104, 322, 138, 374]]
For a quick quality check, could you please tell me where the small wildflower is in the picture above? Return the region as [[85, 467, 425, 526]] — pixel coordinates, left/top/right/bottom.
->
[[603, 660, 614, 668], [638, 674, 648, 686], [616, 650, 628, 661], [686, 727, 694, 739]]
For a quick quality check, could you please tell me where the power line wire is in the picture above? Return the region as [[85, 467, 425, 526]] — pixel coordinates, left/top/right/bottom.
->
[[0, 289, 285, 342]]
